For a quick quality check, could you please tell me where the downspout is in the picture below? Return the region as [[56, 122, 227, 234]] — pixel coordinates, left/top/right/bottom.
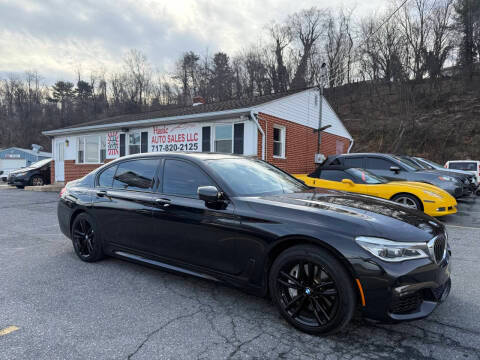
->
[[347, 139, 354, 153], [250, 111, 265, 160]]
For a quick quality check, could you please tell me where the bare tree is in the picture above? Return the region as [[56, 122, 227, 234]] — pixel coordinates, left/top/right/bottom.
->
[[289, 8, 327, 89], [269, 23, 292, 92]]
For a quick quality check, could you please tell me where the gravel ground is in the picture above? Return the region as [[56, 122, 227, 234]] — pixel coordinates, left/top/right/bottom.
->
[[1, 189, 479, 360]]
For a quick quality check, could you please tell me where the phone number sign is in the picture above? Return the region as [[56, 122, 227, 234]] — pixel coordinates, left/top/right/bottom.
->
[[151, 124, 201, 152]]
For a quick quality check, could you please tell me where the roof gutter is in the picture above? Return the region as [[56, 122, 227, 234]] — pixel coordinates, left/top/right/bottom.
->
[[347, 139, 354, 153], [250, 111, 265, 160], [42, 107, 252, 137]]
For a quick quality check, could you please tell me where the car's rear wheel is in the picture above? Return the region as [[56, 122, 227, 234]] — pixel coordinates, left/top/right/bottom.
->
[[391, 193, 422, 210], [269, 245, 355, 335], [31, 176, 44, 186], [71, 213, 104, 262]]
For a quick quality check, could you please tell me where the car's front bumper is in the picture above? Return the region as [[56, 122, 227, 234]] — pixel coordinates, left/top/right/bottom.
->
[[352, 248, 451, 322], [7, 176, 28, 186], [423, 200, 457, 217]]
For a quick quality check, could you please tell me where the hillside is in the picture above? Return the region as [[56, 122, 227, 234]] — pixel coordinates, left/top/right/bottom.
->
[[326, 73, 480, 163]]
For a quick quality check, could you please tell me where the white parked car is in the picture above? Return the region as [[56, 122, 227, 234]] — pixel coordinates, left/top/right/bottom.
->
[[445, 160, 480, 194]]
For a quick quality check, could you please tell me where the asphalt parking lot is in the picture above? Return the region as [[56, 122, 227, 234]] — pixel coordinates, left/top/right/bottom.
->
[[1, 189, 480, 360]]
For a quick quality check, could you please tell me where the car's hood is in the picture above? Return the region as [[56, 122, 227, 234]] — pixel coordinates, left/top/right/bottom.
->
[[387, 181, 453, 197], [9, 168, 28, 175], [416, 169, 464, 180], [251, 189, 444, 242]]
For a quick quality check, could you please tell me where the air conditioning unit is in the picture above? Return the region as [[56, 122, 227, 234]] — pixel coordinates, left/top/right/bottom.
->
[[314, 153, 326, 164]]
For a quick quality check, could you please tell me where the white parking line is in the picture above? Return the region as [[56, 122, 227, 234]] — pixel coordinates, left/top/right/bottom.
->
[[0, 326, 19, 337], [445, 224, 480, 230]]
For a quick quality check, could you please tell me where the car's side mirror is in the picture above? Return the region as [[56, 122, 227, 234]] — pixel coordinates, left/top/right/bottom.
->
[[390, 166, 401, 173], [198, 186, 221, 203], [341, 178, 354, 186]]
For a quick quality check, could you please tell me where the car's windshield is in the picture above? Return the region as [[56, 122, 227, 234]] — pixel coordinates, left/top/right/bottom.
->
[[449, 162, 477, 171], [393, 155, 422, 171], [345, 168, 387, 184], [206, 158, 308, 196], [28, 158, 51, 169], [412, 158, 434, 170], [419, 158, 443, 169]]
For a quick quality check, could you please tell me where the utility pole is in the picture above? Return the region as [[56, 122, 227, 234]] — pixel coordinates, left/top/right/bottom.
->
[[317, 62, 327, 154]]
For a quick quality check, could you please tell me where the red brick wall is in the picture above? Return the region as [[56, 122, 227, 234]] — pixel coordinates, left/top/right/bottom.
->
[[53, 159, 113, 184], [257, 112, 351, 174]]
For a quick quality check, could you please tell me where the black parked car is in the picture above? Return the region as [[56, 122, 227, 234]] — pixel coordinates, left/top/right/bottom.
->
[[58, 153, 451, 334], [321, 153, 469, 198], [7, 158, 52, 188]]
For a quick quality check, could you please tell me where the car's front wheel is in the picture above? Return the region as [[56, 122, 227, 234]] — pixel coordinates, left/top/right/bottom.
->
[[269, 244, 355, 335], [30, 175, 44, 186], [391, 193, 422, 210], [71, 213, 104, 262]]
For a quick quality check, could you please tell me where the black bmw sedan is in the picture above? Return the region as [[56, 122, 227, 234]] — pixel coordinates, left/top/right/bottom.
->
[[58, 153, 451, 335]]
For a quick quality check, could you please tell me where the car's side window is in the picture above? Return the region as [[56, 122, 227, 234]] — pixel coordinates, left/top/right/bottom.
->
[[112, 159, 158, 191], [319, 170, 352, 182], [162, 159, 215, 198], [344, 157, 364, 168], [97, 165, 118, 188], [366, 157, 395, 170]]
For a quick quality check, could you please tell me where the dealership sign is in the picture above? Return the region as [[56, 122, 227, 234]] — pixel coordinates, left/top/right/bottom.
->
[[151, 124, 201, 152], [5, 153, 21, 159]]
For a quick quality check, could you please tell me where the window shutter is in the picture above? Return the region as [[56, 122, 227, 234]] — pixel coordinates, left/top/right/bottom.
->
[[120, 133, 126, 157], [234, 123, 244, 154], [202, 126, 211, 152], [141, 132, 148, 153]]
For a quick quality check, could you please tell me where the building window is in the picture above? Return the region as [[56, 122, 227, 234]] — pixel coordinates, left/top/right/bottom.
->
[[129, 133, 141, 155], [77, 135, 103, 164], [85, 135, 100, 163], [215, 124, 233, 153], [128, 131, 149, 155], [273, 125, 286, 158]]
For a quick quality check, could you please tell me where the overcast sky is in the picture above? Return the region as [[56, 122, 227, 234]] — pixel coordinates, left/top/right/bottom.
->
[[0, 0, 387, 84]]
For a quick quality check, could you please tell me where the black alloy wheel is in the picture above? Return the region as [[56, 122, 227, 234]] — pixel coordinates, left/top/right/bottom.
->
[[31, 176, 44, 186], [71, 213, 104, 262], [269, 245, 355, 335]]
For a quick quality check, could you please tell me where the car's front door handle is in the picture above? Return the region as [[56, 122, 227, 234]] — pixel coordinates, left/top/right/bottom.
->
[[155, 198, 171, 208], [96, 190, 108, 197]]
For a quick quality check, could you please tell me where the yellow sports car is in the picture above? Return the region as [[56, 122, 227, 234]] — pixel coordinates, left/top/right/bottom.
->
[[294, 168, 457, 217]]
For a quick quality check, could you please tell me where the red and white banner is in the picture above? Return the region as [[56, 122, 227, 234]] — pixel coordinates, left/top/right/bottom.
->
[[106, 131, 120, 159]]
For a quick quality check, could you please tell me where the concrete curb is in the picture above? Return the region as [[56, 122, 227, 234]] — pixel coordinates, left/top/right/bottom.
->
[[0, 185, 17, 190], [24, 185, 63, 192]]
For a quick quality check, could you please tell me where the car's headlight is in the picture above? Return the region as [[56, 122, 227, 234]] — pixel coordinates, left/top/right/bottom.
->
[[355, 236, 429, 262], [438, 176, 456, 182], [422, 190, 442, 198]]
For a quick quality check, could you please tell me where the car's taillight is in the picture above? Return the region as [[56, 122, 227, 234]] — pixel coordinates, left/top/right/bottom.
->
[[478, 164, 480, 176], [60, 187, 66, 197]]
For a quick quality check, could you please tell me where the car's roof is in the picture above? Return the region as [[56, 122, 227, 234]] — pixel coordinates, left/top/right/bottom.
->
[[446, 160, 480, 163], [333, 153, 394, 157], [111, 152, 252, 162]]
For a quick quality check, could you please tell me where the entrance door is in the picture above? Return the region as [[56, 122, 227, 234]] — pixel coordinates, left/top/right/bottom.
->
[[55, 142, 65, 182]]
